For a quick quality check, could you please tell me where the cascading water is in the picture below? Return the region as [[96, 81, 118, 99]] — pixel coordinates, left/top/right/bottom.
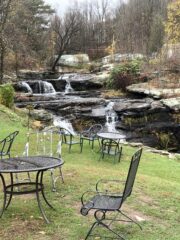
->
[[21, 81, 33, 93], [43, 81, 56, 93], [38, 80, 56, 94], [105, 102, 118, 132], [65, 79, 74, 94], [53, 116, 76, 135]]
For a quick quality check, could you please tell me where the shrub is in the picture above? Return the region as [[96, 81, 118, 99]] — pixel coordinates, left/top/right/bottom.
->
[[107, 59, 141, 91], [0, 84, 15, 108], [154, 131, 172, 150]]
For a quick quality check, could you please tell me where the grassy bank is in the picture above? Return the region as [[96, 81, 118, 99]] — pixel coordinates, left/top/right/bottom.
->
[[0, 105, 179, 240]]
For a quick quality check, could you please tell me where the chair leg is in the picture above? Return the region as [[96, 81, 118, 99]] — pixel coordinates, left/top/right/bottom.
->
[[50, 169, 56, 192], [69, 144, 72, 153], [80, 139, 83, 153], [50, 167, 64, 192], [118, 147, 123, 162], [99, 151, 105, 161], [118, 210, 142, 230], [99, 221, 125, 240], [91, 140, 94, 149], [27, 172, 31, 182], [85, 221, 98, 240], [59, 167, 64, 183], [85, 210, 126, 240]]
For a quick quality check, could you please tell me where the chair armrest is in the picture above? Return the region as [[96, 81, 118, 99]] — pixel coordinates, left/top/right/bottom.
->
[[81, 190, 96, 206], [80, 130, 90, 137], [96, 179, 125, 192], [81, 190, 109, 206]]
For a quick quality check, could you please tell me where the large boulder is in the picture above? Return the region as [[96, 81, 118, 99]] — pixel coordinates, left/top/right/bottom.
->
[[113, 99, 152, 113], [161, 97, 180, 112], [127, 82, 180, 99], [30, 109, 53, 125]]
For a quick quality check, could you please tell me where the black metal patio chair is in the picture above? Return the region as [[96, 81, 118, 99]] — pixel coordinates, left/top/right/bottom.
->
[[0, 131, 19, 159], [22, 128, 64, 191], [80, 124, 103, 152], [80, 148, 143, 239], [99, 138, 123, 163], [60, 127, 82, 153]]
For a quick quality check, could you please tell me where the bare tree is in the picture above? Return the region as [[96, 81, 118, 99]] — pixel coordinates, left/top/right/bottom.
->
[[0, 0, 12, 83], [51, 10, 82, 71]]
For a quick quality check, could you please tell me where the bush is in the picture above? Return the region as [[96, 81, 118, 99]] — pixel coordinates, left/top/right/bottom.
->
[[0, 84, 15, 108], [107, 60, 141, 91]]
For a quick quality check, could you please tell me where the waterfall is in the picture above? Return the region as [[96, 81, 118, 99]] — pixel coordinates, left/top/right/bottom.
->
[[65, 80, 74, 94], [43, 81, 56, 93], [21, 81, 33, 93], [38, 80, 42, 94], [105, 102, 118, 132], [38, 80, 56, 94], [53, 116, 76, 136]]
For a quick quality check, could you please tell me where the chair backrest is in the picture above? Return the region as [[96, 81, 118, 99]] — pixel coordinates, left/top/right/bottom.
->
[[23, 129, 62, 157], [122, 148, 142, 202], [89, 124, 103, 137], [59, 127, 74, 144], [0, 131, 19, 158], [101, 139, 120, 153]]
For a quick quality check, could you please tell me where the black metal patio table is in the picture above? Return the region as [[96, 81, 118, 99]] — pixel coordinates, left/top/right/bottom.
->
[[0, 156, 64, 223]]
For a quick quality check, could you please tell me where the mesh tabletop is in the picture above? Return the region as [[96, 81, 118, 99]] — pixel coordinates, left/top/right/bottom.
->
[[0, 156, 64, 173]]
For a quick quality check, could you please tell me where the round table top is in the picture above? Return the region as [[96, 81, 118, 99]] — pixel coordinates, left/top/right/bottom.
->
[[97, 132, 126, 140], [0, 156, 64, 173]]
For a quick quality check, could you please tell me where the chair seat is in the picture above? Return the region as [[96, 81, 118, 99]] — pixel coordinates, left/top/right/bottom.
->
[[81, 194, 122, 216], [65, 140, 81, 145], [81, 136, 94, 141]]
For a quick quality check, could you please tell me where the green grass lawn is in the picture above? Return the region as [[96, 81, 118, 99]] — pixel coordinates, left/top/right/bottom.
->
[[0, 105, 180, 240]]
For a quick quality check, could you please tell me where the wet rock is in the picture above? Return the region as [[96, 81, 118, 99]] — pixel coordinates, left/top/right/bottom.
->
[[29, 109, 53, 126], [114, 99, 151, 113], [17, 70, 60, 80]]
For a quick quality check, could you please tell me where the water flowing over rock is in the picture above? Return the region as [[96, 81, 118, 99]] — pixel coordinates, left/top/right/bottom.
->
[[41, 81, 56, 94], [14, 71, 180, 151], [20, 82, 33, 93], [105, 102, 118, 132], [14, 80, 56, 94], [64, 80, 74, 94], [14, 73, 104, 93], [53, 116, 76, 135]]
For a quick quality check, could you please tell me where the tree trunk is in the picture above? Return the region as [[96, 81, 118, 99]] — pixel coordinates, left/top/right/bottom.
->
[[0, 37, 4, 84], [15, 51, 19, 76], [51, 53, 63, 72]]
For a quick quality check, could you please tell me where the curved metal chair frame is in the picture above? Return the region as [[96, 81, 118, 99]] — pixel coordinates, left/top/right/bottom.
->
[[22, 128, 64, 191], [99, 138, 123, 163], [80, 148, 143, 239], [60, 127, 82, 153], [0, 131, 19, 159], [80, 124, 103, 152]]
